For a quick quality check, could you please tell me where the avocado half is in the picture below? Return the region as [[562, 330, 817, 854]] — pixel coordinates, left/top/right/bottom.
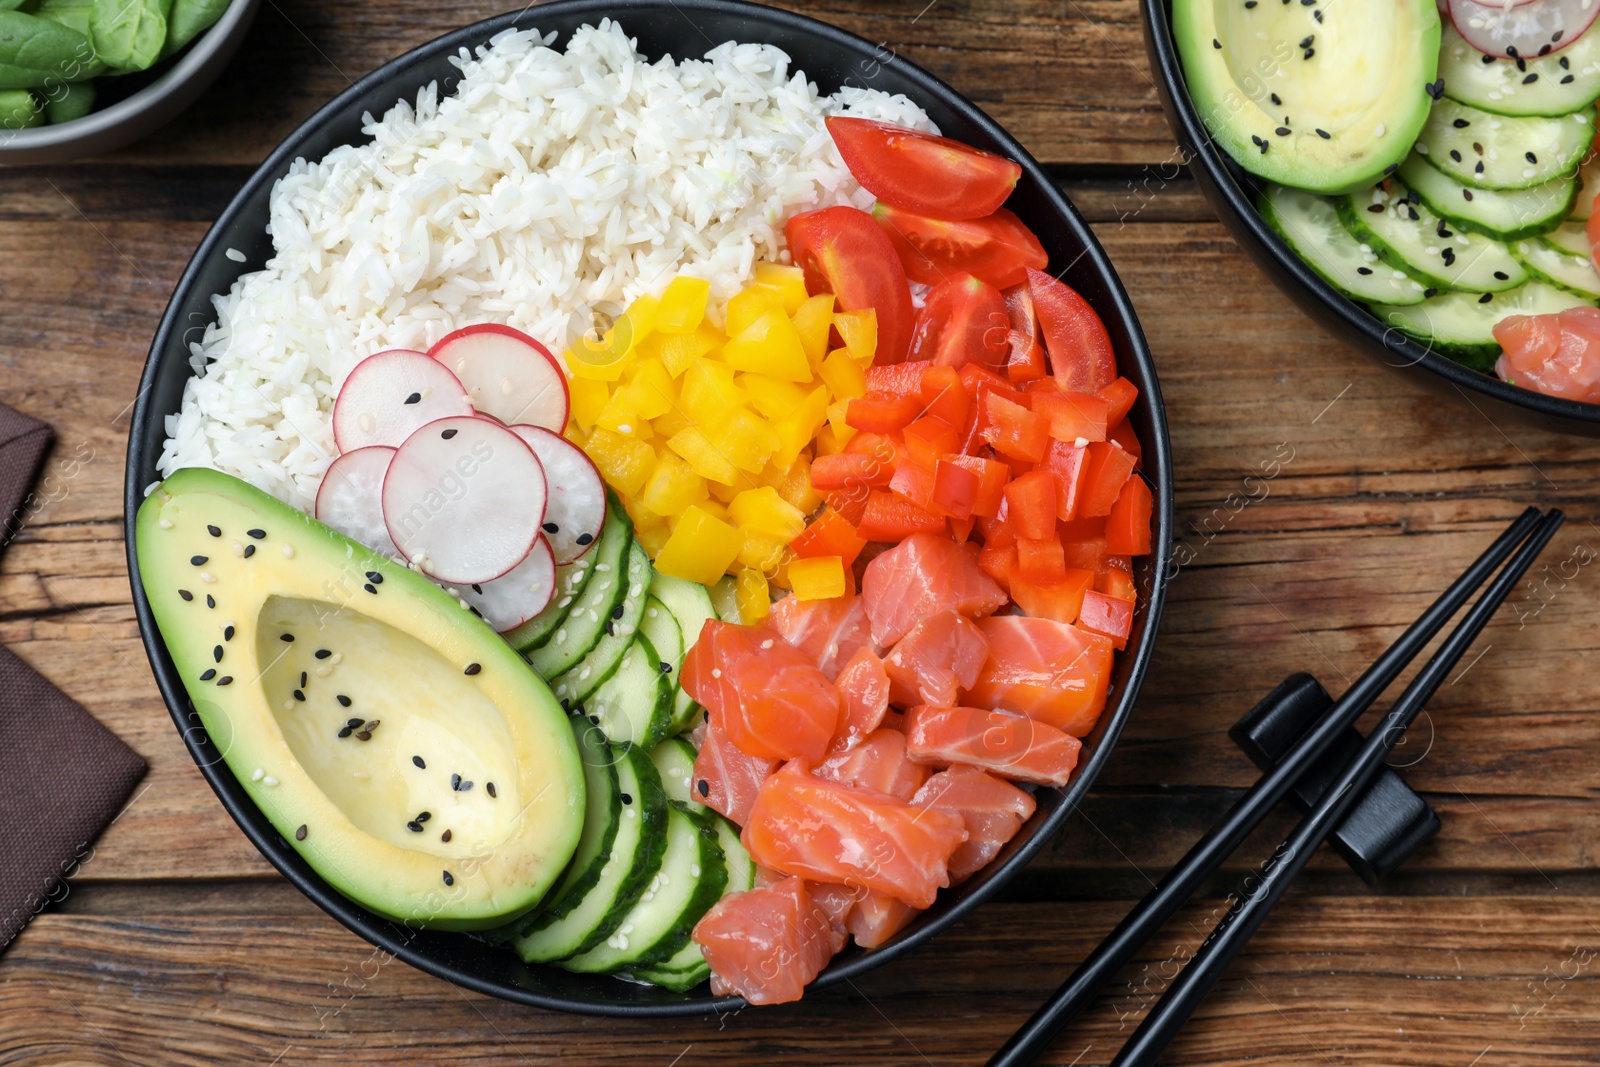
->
[[1173, 0, 1441, 194], [136, 468, 584, 931]]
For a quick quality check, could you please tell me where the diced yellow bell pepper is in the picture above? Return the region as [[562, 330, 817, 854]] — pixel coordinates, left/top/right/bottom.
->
[[735, 566, 772, 623], [721, 308, 812, 383], [647, 323, 720, 378], [768, 456, 823, 516], [738, 530, 787, 575], [565, 341, 633, 382], [708, 478, 743, 506], [834, 308, 877, 365], [584, 427, 656, 496], [819, 348, 867, 401], [655, 276, 711, 335], [772, 386, 829, 471], [741, 373, 810, 422], [622, 357, 675, 420], [711, 407, 780, 474], [791, 293, 835, 368], [621, 293, 659, 351], [638, 452, 709, 517], [651, 406, 695, 440], [656, 505, 743, 585], [826, 398, 857, 448], [680, 360, 746, 427], [595, 390, 645, 436], [696, 498, 731, 523], [789, 556, 847, 600], [667, 426, 741, 486], [814, 424, 846, 456], [729, 486, 807, 542], [569, 377, 612, 433], [634, 516, 672, 558], [754, 263, 809, 313], [725, 284, 789, 338]]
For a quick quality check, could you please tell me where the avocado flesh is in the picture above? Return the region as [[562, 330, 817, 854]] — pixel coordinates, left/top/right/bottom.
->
[[136, 467, 584, 931], [1174, 0, 1440, 194]]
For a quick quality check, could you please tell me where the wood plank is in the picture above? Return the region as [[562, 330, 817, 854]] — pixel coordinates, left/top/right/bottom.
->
[[2, 889, 1595, 1065]]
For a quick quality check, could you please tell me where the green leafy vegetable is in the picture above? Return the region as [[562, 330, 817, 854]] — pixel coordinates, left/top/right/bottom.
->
[[160, 0, 224, 57], [41, 74, 89, 120], [0, 10, 97, 88], [89, 0, 166, 71], [29, 0, 96, 38], [0, 86, 42, 127]]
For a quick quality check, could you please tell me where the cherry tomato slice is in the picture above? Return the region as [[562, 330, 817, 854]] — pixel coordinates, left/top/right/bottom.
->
[[1025, 268, 1117, 394], [826, 116, 1023, 221], [873, 202, 1048, 289], [786, 206, 914, 364], [907, 272, 1011, 370]]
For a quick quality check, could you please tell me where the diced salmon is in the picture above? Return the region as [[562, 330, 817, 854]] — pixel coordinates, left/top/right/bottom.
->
[[768, 593, 879, 679], [741, 761, 968, 909], [694, 876, 840, 1005], [847, 890, 919, 949], [913, 764, 1037, 881], [806, 881, 861, 953], [1493, 307, 1600, 403], [861, 532, 1008, 646], [683, 620, 842, 762], [816, 727, 931, 801], [903, 705, 1083, 787], [964, 615, 1114, 736], [832, 646, 890, 750], [693, 716, 780, 827], [884, 610, 990, 708]]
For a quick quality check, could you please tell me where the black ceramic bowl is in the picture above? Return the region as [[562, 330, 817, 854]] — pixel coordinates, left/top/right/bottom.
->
[[1141, 0, 1600, 436], [126, 0, 1173, 1016]]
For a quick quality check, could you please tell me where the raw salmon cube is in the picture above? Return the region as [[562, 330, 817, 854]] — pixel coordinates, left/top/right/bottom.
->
[[862, 532, 1007, 646], [683, 620, 842, 762], [806, 881, 861, 953], [816, 727, 931, 801], [769, 592, 880, 679], [913, 764, 1037, 881], [903, 705, 1083, 787], [964, 615, 1114, 736], [832, 645, 890, 751], [847, 890, 919, 949], [693, 716, 780, 827], [694, 876, 840, 1004], [884, 610, 990, 708]]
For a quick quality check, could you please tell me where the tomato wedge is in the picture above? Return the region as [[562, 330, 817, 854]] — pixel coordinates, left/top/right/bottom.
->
[[1026, 268, 1117, 394], [873, 202, 1049, 289], [786, 206, 914, 364], [826, 116, 1023, 221], [907, 272, 1011, 370]]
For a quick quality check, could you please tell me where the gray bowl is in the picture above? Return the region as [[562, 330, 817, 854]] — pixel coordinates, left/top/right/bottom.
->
[[0, 0, 260, 165]]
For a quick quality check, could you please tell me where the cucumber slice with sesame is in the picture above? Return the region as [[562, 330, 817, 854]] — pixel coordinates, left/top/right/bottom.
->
[[1369, 281, 1595, 370], [516, 500, 628, 660], [650, 737, 707, 816], [1544, 220, 1593, 256], [586, 596, 677, 749], [528, 527, 636, 691], [515, 716, 620, 928], [1261, 184, 1430, 305], [558, 800, 728, 973], [1573, 154, 1600, 221], [712, 813, 754, 893], [1401, 152, 1577, 239], [1414, 99, 1594, 190], [1439, 22, 1600, 118], [1338, 183, 1527, 292], [632, 815, 750, 991], [1514, 237, 1600, 297], [648, 574, 716, 733], [550, 542, 654, 703], [511, 741, 667, 962], [708, 575, 741, 623]]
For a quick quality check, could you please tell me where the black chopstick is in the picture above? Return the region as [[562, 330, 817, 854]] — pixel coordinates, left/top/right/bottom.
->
[[986, 506, 1544, 1067], [1110, 508, 1565, 1067]]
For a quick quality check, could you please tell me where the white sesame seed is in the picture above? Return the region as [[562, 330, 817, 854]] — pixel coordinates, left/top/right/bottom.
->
[[158, 519, 173, 529], [316, 666, 332, 678], [711, 668, 722, 678], [331, 653, 342, 664], [558, 596, 572, 608], [596, 563, 612, 572], [232, 541, 244, 557], [251, 768, 264, 781], [283, 544, 295, 558], [630, 583, 643, 597], [200, 571, 217, 583], [556, 629, 567, 643], [760, 639, 774, 649], [1074, 436, 1090, 448], [263, 776, 279, 787]]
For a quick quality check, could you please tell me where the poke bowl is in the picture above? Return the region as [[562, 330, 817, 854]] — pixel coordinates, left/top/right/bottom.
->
[[1141, 0, 1600, 435], [126, 0, 1173, 1015]]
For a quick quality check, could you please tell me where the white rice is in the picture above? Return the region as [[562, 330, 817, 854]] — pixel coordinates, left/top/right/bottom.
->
[[158, 20, 934, 511]]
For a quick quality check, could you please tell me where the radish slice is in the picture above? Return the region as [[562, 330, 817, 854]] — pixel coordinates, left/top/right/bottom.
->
[[508, 425, 608, 564], [428, 325, 570, 431], [332, 350, 475, 452], [1448, 0, 1597, 58], [382, 416, 547, 585], [457, 537, 557, 632], [315, 446, 400, 557]]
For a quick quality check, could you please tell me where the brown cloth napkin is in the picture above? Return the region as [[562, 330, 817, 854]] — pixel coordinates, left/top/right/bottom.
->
[[0, 403, 147, 953]]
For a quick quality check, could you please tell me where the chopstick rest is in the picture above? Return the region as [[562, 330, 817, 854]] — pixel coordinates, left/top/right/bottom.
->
[[1232, 673, 1439, 884]]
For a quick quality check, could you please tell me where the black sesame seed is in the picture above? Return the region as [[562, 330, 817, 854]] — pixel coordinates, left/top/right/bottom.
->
[[1476, 161, 1485, 174], [191, 555, 208, 566], [413, 755, 426, 768], [661, 661, 672, 674], [1442, 248, 1456, 266], [366, 571, 382, 584], [1212, 38, 1221, 48], [1563, 74, 1576, 84], [1407, 206, 1419, 221], [407, 821, 423, 833], [247, 528, 266, 539], [1561, 56, 1571, 69], [364, 584, 377, 594], [1524, 73, 1539, 84], [1453, 118, 1470, 129], [206, 595, 215, 609], [1275, 126, 1291, 136], [611, 604, 625, 620], [468, 606, 483, 619], [542, 522, 559, 534], [281, 633, 294, 643], [1315, 128, 1330, 139], [441, 428, 459, 440], [1367, 203, 1384, 213], [589, 715, 600, 725], [1479, 292, 1493, 303], [460, 781, 473, 791], [622, 792, 633, 805], [471, 584, 484, 595], [299, 671, 307, 687], [1553, 29, 1564, 42], [560, 698, 571, 711], [442, 871, 454, 886], [316, 649, 331, 659], [576, 532, 593, 546], [441, 829, 453, 842], [1450, 149, 1462, 162], [1313, 7, 1322, 20], [355, 730, 371, 742], [1303, 48, 1314, 59], [217, 677, 233, 686], [1526, 151, 1539, 164], [1356, 267, 1374, 275], [1539, 43, 1552, 56], [213, 645, 224, 663], [296, 825, 307, 841], [1473, 142, 1484, 155], [1494, 270, 1510, 280], [404, 392, 422, 405], [487, 782, 497, 798], [200, 669, 216, 681], [464, 663, 481, 676], [1463, 189, 1474, 201], [364, 720, 379, 732], [1245, 1, 1257, 6], [1482, 53, 1495, 64], [451, 773, 462, 790], [1425, 79, 1444, 99], [1298, 34, 1312, 47], [1270, 92, 1282, 106], [207, 525, 221, 537], [604, 621, 615, 637], [337, 695, 352, 707], [1507, 44, 1520, 57], [179, 589, 193, 601], [417, 811, 431, 822], [346, 718, 363, 728], [1516, 57, 1527, 72], [293, 689, 305, 702], [338, 726, 353, 738], [1423, 288, 1439, 298], [224, 625, 236, 641], [243, 544, 256, 558], [697, 779, 710, 797]]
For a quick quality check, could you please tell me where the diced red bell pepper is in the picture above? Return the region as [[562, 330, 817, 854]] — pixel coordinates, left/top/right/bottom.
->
[[907, 272, 1010, 370], [1078, 441, 1137, 517], [903, 416, 962, 466], [812, 450, 893, 491], [1060, 534, 1108, 574], [1009, 568, 1094, 625], [1040, 439, 1089, 521], [1098, 376, 1139, 425], [848, 391, 923, 433], [1032, 391, 1110, 443], [1026, 268, 1117, 394], [977, 512, 1017, 550], [856, 490, 946, 541], [950, 515, 975, 543], [977, 541, 1017, 592], [889, 457, 937, 510], [1078, 589, 1135, 650], [958, 362, 1026, 454], [919, 365, 970, 427], [982, 393, 1049, 463], [1002, 470, 1058, 540], [946, 453, 1010, 517], [791, 508, 868, 569], [932, 458, 982, 519], [1016, 536, 1067, 583], [1107, 418, 1142, 466], [825, 488, 869, 526], [1098, 563, 1137, 603], [865, 360, 931, 398], [1105, 475, 1153, 556]]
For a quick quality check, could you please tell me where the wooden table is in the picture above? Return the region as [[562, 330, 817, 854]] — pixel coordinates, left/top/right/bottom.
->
[[2, 2, 1598, 1064]]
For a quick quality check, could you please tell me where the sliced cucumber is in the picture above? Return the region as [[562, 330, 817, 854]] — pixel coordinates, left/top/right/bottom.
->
[[1415, 99, 1594, 191], [1574, 153, 1600, 221], [551, 542, 654, 704], [631, 816, 749, 991], [558, 801, 729, 973], [708, 575, 741, 623], [641, 595, 683, 693], [651, 737, 707, 816], [649, 574, 716, 733], [1515, 238, 1600, 297], [526, 717, 621, 925], [713, 814, 754, 893], [525, 505, 632, 678], [511, 742, 668, 962], [1339, 183, 1527, 292], [1261, 184, 1429, 305], [633, 951, 710, 991], [1439, 22, 1600, 118], [587, 600, 676, 749], [1544, 219, 1593, 256], [1401, 153, 1577, 240], [1369, 281, 1595, 370]]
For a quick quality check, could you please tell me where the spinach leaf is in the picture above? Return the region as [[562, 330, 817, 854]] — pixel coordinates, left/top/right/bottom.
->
[[89, 0, 166, 71], [161, 0, 225, 56], [0, 10, 96, 87]]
